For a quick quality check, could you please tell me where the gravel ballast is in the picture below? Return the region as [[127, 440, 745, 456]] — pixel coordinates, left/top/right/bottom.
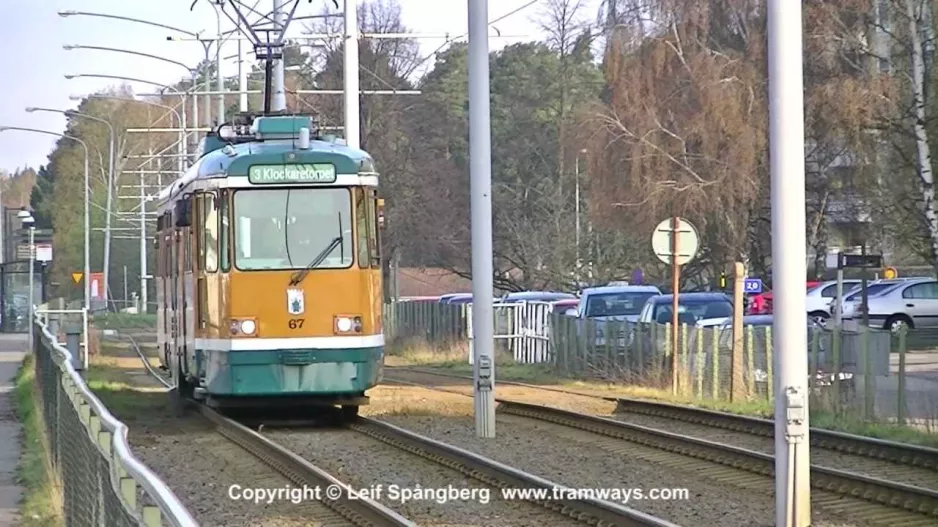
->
[[269, 427, 583, 526], [611, 412, 938, 489], [367, 383, 863, 527], [123, 409, 351, 526]]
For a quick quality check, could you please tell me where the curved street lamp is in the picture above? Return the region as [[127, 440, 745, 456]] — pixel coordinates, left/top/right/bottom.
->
[[62, 45, 197, 75], [26, 107, 115, 306], [64, 73, 201, 153], [0, 127, 90, 310], [57, 10, 199, 37]]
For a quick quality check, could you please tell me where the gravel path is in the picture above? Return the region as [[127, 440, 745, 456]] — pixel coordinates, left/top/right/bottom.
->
[[269, 427, 583, 526], [611, 412, 938, 489]]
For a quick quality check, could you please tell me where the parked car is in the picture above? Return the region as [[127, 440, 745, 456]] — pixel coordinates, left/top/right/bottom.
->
[[574, 285, 662, 322], [827, 277, 929, 319], [552, 298, 580, 313], [637, 292, 734, 327], [627, 292, 734, 360], [806, 279, 861, 323], [500, 291, 577, 304], [688, 315, 851, 397], [842, 279, 938, 331]]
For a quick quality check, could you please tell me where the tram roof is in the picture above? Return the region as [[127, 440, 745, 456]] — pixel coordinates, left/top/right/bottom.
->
[[157, 137, 376, 203]]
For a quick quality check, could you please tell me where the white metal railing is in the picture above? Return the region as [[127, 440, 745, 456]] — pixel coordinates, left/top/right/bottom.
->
[[35, 307, 89, 369], [33, 314, 196, 526], [468, 301, 554, 364]]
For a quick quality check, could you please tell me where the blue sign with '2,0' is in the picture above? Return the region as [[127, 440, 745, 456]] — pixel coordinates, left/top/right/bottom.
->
[[743, 278, 762, 293]]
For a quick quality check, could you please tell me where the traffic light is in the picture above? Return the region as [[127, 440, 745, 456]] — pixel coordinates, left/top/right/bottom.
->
[[719, 272, 727, 289]]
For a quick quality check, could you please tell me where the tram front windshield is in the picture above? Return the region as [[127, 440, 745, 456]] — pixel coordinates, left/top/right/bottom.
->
[[233, 188, 353, 270]]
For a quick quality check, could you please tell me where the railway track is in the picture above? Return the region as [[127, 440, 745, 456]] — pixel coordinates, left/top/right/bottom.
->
[[118, 332, 416, 526], [383, 368, 938, 526], [343, 415, 675, 527], [120, 335, 674, 526]]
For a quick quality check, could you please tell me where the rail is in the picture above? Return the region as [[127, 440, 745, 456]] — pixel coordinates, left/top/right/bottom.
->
[[351, 416, 678, 527], [33, 314, 196, 526]]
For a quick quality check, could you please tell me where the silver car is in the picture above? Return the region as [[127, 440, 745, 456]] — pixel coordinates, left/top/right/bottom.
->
[[842, 279, 938, 331], [827, 277, 929, 319]]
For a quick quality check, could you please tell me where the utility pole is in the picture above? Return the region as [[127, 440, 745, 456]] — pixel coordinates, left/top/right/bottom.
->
[[140, 148, 151, 313], [344, 0, 360, 148], [768, 0, 811, 525], [238, 17, 248, 111], [215, 0, 226, 123], [272, 0, 288, 111], [468, 0, 496, 438]]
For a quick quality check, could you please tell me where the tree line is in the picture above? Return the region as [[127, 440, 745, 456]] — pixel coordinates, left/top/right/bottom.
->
[[16, 0, 938, 301]]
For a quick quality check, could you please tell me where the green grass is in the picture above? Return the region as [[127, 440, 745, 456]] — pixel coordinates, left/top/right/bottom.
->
[[84, 367, 169, 420], [389, 339, 938, 447], [13, 355, 64, 526], [91, 312, 157, 330], [810, 409, 938, 447]]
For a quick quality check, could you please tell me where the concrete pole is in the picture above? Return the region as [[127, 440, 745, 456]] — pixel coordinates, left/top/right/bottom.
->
[[215, 2, 225, 123], [102, 123, 115, 310], [272, 0, 288, 111], [468, 0, 496, 438], [344, 0, 360, 148], [768, 0, 811, 525], [140, 149, 150, 313], [27, 226, 34, 352], [238, 18, 248, 112], [83, 143, 90, 310]]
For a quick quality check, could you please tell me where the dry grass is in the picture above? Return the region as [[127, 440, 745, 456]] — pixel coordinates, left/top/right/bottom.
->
[[14, 354, 65, 527], [362, 384, 473, 417]]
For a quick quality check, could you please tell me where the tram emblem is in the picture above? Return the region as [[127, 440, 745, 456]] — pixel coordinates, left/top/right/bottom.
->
[[287, 288, 305, 315]]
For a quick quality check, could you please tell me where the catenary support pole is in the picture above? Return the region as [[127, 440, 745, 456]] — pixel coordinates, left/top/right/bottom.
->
[[238, 18, 248, 111], [272, 0, 287, 111], [768, 0, 811, 525], [140, 149, 150, 313], [215, 0, 225, 123], [468, 0, 495, 438], [102, 121, 115, 310], [344, 0, 360, 148]]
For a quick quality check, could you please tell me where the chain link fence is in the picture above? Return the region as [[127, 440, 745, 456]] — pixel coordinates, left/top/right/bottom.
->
[[385, 301, 937, 427], [32, 307, 196, 526]]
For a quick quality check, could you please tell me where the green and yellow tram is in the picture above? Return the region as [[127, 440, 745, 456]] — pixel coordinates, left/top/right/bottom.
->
[[154, 114, 384, 416]]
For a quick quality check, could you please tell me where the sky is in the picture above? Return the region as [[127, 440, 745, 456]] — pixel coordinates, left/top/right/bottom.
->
[[0, 0, 602, 173]]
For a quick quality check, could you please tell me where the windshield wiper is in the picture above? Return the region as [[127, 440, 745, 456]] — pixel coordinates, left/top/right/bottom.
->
[[288, 212, 345, 286], [289, 237, 341, 286]]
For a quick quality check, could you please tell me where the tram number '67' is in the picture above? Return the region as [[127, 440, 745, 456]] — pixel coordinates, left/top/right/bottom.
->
[[288, 319, 305, 329]]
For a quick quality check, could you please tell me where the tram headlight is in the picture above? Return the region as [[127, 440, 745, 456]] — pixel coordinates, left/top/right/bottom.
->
[[229, 318, 257, 336], [334, 315, 363, 334]]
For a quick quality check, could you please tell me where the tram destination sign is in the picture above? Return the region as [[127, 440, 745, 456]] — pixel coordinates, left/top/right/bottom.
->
[[248, 163, 336, 184]]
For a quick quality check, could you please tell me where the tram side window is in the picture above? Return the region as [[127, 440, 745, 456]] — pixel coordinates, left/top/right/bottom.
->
[[219, 191, 230, 272], [355, 189, 370, 268], [185, 198, 192, 272], [202, 193, 219, 273], [368, 190, 380, 267]]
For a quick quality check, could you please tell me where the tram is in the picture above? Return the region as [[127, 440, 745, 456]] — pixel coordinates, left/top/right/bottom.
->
[[154, 113, 384, 416]]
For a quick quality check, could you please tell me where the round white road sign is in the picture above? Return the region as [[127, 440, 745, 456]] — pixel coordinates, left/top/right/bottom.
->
[[651, 218, 699, 265]]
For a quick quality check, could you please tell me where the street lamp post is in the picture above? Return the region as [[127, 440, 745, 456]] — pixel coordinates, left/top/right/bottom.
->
[[63, 46, 200, 140], [64, 73, 200, 159], [70, 94, 188, 173], [18, 210, 34, 352], [0, 127, 91, 310], [26, 106, 114, 311]]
